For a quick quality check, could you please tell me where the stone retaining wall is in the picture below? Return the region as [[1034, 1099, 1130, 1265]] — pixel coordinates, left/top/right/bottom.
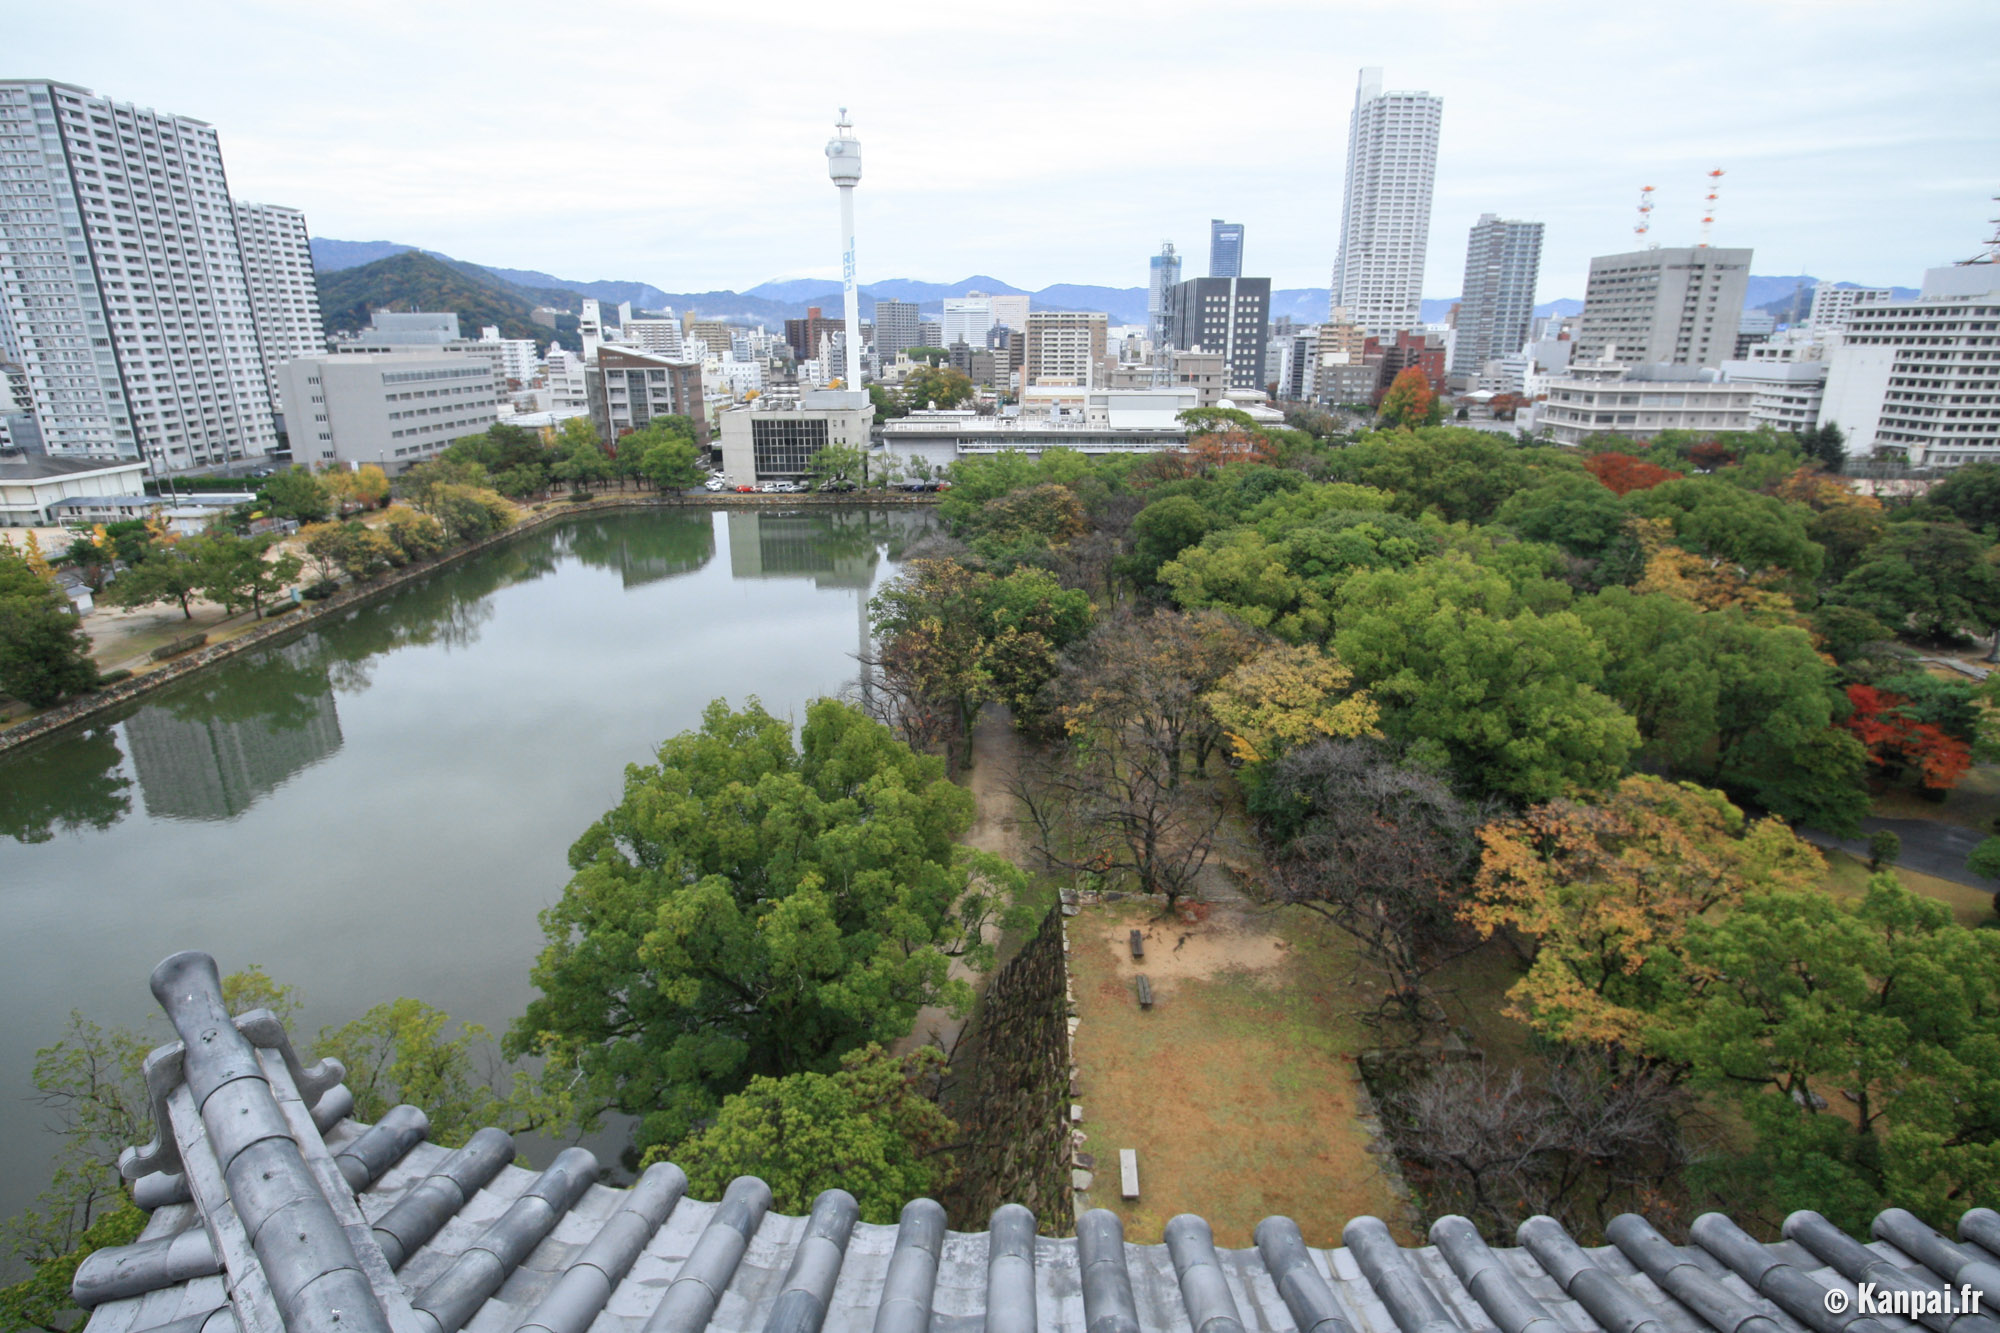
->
[[942, 906, 1076, 1235], [0, 492, 939, 756]]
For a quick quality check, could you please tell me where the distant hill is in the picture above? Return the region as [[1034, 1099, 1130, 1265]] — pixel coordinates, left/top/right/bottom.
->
[[311, 238, 421, 271], [314, 251, 581, 350]]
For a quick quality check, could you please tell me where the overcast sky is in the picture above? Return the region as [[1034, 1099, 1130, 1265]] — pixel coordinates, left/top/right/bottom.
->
[[9, 0, 1997, 300]]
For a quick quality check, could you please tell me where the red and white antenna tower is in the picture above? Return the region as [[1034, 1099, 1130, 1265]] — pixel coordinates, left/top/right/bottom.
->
[[1698, 168, 1724, 247], [1634, 185, 1657, 244]]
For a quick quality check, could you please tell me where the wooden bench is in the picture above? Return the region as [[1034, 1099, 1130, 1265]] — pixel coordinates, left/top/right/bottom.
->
[[1136, 975, 1153, 1009], [1120, 1149, 1140, 1200], [1129, 929, 1145, 960]]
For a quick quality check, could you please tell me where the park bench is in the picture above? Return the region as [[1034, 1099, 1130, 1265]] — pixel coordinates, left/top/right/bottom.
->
[[1136, 975, 1153, 1009], [1120, 1148, 1140, 1200], [1129, 929, 1145, 960]]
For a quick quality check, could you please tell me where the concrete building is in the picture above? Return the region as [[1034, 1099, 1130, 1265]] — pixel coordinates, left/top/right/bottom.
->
[[360, 311, 461, 346], [1573, 246, 1753, 369], [1451, 216, 1543, 383], [872, 299, 922, 363], [877, 405, 1188, 477], [784, 307, 842, 363], [619, 319, 685, 357], [717, 388, 872, 482], [1819, 265, 2000, 466], [476, 328, 538, 388], [1721, 357, 1828, 436], [1147, 242, 1182, 343], [1159, 277, 1271, 390], [689, 320, 736, 360], [1208, 220, 1244, 278], [1023, 311, 1109, 386], [0, 80, 279, 469], [232, 201, 325, 426], [277, 351, 502, 471], [989, 294, 1031, 334], [1331, 68, 1443, 335], [1735, 310, 1777, 360], [1537, 359, 1754, 446], [1808, 282, 1893, 332], [586, 346, 707, 444], [941, 296, 996, 349], [0, 452, 148, 526]]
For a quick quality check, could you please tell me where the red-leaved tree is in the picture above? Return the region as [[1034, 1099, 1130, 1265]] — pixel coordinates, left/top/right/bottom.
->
[[1584, 452, 1684, 497], [1840, 683, 1972, 790], [1686, 439, 1735, 472]]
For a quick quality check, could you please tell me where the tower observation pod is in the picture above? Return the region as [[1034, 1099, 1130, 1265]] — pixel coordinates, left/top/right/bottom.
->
[[826, 110, 865, 387]]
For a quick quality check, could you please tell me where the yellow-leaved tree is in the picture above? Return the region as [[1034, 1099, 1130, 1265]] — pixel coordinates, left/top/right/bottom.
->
[[1202, 642, 1380, 763]]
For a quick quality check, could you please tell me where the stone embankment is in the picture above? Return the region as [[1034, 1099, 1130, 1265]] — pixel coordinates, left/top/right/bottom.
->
[[0, 491, 938, 755]]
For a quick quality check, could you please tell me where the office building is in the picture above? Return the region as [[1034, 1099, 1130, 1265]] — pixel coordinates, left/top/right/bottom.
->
[[475, 327, 538, 387], [232, 201, 324, 425], [941, 295, 996, 348], [717, 388, 873, 482], [1808, 283, 1893, 332], [0, 80, 280, 469], [1573, 246, 1752, 369], [278, 351, 502, 471], [1159, 276, 1272, 390], [1331, 68, 1443, 335], [1818, 265, 2000, 467], [586, 346, 707, 444], [1209, 221, 1244, 279], [1023, 311, 1109, 386], [1147, 242, 1182, 343], [784, 306, 842, 363], [872, 299, 922, 363], [1735, 310, 1777, 360], [1451, 216, 1543, 382], [359, 311, 461, 346], [1721, 355, 1828, 436], [1537, 360, 1754, 447], [620, 319, 685, 357], [990, 294, 1030, 334], [688, 319, 736, 359]]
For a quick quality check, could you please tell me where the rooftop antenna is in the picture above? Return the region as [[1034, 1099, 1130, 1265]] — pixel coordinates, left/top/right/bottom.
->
[[1698, 168, 1724, 248], [1961, 195, 2000, 265], [1633, 184, 1656, 245]]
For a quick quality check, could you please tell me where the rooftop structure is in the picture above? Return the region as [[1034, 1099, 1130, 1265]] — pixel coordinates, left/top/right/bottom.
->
[[76, 949, 2000, 1333]]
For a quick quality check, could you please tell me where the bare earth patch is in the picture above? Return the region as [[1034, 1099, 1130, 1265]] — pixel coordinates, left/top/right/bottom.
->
[[1068, 901, 1413, 1248]]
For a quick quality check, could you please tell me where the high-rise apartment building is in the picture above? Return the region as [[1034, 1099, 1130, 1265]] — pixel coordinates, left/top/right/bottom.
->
[[1451, 215, 1543, 381], [1024, 311, 1108, 386], [0, 80, 280, 468], [232, 201, 323, 426], [872, 298, 922, 362], [941, 295, 995, 348], [1147, 242, 1181, 343], [1807, 282, 1892, 332], [1331, 68, 1443, 336], [1819, 265, 2000, 468], [1573, 246, 1753, 369], [989, 294, 1031, 334], [1208, 221, 1244, 279], [1159, 276, 1272, 390]]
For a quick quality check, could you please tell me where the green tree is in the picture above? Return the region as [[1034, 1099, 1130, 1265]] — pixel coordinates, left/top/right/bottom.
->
[[646, 1046, 956, 1224], [553, 418, 612, 492], [804, 443, 869, 489], [867, 382, 909, 421], [505, 697, 1019, 1155], [1798, 422, 1847, 472], [192, 532, 301, 616], [1626, 478, 1825, 582], [0, 546, 98, 707], [902, 364, 976, 410], [1967, 836, 2000, 883], [1836, 522, 2000, 642], [638, 433, 704, 491], [1867, 829, 1901, 870], [904, 346, 948, 367], [1327, 427, 1572, 525], [428, 484, 517, 544], [257, 467, 332, 523], [1128, 496, 1213, 588], [1331, 552, 1638, 801], [1929, 461, 2000, 533], [383, 506, 447, 562], [1375, 366, 1435, 430], [101, 545, 204, 619]]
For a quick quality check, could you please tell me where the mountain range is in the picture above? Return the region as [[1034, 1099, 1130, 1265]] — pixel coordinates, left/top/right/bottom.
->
[[308, 238, 1907, 339]]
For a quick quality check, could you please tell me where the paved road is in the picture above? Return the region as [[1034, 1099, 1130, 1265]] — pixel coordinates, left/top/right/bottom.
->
[[1799, 815, 1993, 890]]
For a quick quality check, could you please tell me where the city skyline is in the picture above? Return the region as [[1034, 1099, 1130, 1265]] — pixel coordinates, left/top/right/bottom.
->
[[3, 0, 1994, 307]]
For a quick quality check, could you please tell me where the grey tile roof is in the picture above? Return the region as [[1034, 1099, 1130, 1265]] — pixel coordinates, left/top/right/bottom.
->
[[79, 952, 2000, 1333]]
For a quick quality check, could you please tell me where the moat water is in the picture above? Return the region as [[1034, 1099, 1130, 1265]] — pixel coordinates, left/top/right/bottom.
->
[[0, 506, 934, 1222]]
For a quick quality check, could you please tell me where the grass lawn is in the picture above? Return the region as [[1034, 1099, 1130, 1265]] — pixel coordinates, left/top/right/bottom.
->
[[1869, 766, 2000, 834], [1820, 846, 1995, 926], [1065, 900, 1412, 1248]]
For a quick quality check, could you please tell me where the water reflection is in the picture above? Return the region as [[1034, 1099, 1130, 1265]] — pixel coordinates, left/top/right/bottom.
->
[[565, 511, 716, 588], [725, 508, 931, 588], [126, 639, 343, 822], [322, 540, 558, 693], [0, 723, 132, 844]]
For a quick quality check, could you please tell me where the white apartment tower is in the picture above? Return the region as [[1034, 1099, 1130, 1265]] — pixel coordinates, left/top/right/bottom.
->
[[1819, 265, 2000, 467], [232, 201, 324, 422], [1574, 246, 1753, 369], [1451, 215, 1543, 380], [0, 80, 279, 468], [1331, 68, 1443, 336]]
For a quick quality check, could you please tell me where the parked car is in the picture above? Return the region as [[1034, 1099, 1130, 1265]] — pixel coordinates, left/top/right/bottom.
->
[[735, 484, 757, 493], [703, 478, 728, 492], [759, 482, 781, 493]]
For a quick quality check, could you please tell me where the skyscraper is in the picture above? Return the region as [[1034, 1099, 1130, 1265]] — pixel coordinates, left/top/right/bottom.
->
[[872, 299, 922, 363], [1574, 246, 1753, 368], [1147, 242, 1181, 343], [233, 202, 325, 428], [0, 81, 280, 468], [1450, 215, 1544, 381], [1208, 221, 1244, 279], [1159, 276, 1272, 390], [1331, 68, 1443, 336]]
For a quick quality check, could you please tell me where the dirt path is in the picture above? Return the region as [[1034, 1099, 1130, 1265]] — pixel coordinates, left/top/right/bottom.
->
[[894, 704, 1026, 1057]]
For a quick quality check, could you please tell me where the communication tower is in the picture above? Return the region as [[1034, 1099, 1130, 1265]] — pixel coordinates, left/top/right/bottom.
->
[[825, 110, 865, 386], [1698, 169, 1724, 248], [1633, 185, 1656, 244]]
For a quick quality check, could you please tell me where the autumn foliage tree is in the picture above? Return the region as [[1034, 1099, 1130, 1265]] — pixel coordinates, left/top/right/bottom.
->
[[1840, 683, 1973, 791], [1686, 439, 1735, 472], [1465, 776, 1825, 1057], [1583, 452, 1683, 497], [1376, 367, 1436, 430]]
